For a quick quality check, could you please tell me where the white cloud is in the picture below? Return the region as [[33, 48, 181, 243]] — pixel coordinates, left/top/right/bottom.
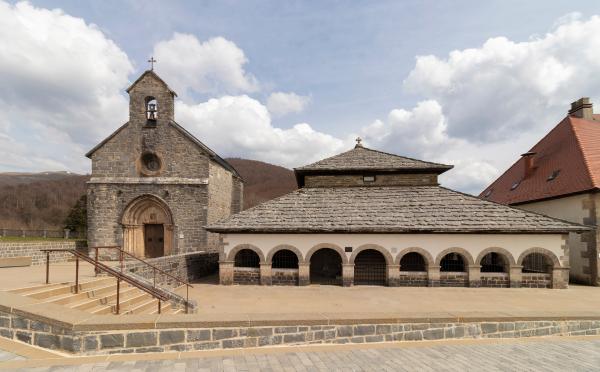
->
[[266, 92, 311, 117], [153, 34, 259, 98], [0, 1, 133, 172], [176, 95, 349, 168], [404, 16, 600, 143]]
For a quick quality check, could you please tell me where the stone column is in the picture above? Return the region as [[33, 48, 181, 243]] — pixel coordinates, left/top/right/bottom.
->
[[260, 263, 272, 286], [219, 261, 234, 285], [509, 265, 523, 288], [387, 264, 400, 287], [552, 267, 569, 289], [298, 263, 310, 286], [427, 266, 440, 287], [342, 263, 354, 287], [468, 265, 481, 288]]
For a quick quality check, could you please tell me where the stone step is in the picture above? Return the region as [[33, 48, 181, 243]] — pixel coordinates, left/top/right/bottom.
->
[[70, 287, 139, 311], [49, 282, 131, 306]]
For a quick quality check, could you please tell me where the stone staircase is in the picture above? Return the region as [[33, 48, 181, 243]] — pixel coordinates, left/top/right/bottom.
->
[[7, 277, 184, 315]]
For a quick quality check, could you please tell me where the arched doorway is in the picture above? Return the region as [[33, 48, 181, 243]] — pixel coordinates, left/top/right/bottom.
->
[[122, 195, 174, 258], [310, 248, 343, 285], [354, 249, 387, 285], [233, 249, 260, 285]]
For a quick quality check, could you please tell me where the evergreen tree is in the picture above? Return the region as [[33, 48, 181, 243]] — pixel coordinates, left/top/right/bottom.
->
[[63, 194, 87, 234]]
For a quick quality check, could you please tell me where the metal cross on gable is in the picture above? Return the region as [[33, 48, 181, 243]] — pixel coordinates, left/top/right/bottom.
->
[[148, 56, 157, 70]]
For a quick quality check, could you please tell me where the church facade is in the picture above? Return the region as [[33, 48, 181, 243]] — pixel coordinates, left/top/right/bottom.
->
[[86, 70, 243, 257], [208, 143, 588, 289]]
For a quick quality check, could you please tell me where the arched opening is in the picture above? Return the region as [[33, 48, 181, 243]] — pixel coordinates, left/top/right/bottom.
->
[[271, 249, 299, 286], [233, 249, 260, 285], [521, 252, 553, 288], [439, 252, 468, 287], [400, 252, 427, 271], [480, 252, 510, 288], [480, 252, 508, 273], [234, 249, 260, 268], [440, 253, 466, 272], [522, 253, 552, 273], [310, 248, 342, 285], [122, 195, 173, 258], [145, 96, 158, 123], [272, 249, 298, 269], [354, 249, 387, 286], [398, 252, 428, 287]]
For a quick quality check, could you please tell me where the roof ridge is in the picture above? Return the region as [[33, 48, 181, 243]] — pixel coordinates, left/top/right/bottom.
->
[[359, 146, 452, 168], [569, 117, 600, 188]]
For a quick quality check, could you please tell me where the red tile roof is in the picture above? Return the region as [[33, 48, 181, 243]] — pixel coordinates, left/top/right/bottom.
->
[[480, 115, 600, 205]]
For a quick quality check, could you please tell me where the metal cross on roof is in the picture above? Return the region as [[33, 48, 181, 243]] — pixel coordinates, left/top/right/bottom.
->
[[355, 137, 363, 147], [148, 57, 157, 70]]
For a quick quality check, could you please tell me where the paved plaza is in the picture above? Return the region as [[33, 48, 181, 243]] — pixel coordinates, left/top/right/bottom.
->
[[1, 336, 600, 371]]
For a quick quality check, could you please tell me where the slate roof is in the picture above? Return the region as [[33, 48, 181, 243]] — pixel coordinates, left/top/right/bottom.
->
[[481, 114, 600, 205], [294, 145, 453, 173], [207, 186, 588, 234]]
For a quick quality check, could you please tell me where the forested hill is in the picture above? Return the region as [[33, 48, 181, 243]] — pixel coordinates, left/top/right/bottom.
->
[[0, 159, 297, 229]]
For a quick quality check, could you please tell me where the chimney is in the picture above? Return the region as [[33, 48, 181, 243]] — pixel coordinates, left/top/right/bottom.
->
[[569, 97, 594, 120], [521, 152, 536, 179]]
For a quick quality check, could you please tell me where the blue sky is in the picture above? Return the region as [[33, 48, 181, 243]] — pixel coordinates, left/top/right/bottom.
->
[[3, 0, 600, 194]]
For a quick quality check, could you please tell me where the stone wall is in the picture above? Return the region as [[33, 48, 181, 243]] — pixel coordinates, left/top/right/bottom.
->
[[481, 273, 510, 288], [392, 272, 428, 287], [233, 267, 260, 285], [303, 173, 438, 188], [121, 252, 218, 288], [521, 273, 552, 288], [271, 269, 298, 286], [0, 241, 87, 266], [439, 272, 468, 287], [2, 308, 600, 355]]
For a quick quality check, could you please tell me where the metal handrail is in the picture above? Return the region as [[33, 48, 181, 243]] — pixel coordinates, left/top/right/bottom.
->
[[92, 246, 193, 313], [42, 249, 170, 315]]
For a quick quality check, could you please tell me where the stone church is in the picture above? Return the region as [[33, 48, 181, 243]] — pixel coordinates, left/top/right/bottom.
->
[[86, 70, 243, 257]]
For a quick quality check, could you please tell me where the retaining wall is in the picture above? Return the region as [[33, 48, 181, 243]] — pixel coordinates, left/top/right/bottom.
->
[[0, 241, 87, 265]]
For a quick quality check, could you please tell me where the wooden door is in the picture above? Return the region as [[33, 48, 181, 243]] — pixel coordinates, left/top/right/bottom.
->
[[144, 224, 164, 258]]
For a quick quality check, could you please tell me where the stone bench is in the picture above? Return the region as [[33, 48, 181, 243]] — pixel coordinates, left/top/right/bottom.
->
[[0, 256, 32, 268]]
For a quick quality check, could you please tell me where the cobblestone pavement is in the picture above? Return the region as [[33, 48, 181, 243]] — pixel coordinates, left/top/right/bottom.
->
[[3, 338, 600, 371]]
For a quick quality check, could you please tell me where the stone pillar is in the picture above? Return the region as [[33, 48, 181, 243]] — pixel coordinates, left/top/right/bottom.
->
[[219, 261, 234, 285], [342, 263, 354, 287], [552, 267, 569, 289], [387, 264, 400, 287], [260, 263, 272, 286], [509, 265, 523, 288], [298, 263, 310, 286], [468, 265, 481, 288], [427, 266, 440, 287]]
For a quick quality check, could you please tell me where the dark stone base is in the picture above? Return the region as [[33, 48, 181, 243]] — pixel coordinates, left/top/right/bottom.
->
[[271, 269, 299, 286], [233, 268, 260, 285]]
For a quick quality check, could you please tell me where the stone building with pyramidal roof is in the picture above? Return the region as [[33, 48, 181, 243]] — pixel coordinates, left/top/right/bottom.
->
[[207, 140, 589, 289]]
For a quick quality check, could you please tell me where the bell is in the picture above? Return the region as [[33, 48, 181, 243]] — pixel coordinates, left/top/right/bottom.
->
[[147, 103, 157, 120]]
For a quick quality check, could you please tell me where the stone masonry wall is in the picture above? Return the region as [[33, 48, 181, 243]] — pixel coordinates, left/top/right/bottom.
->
[[481, 273, 510, 288], [521, 273, 552, 288], [87, 183, 209, 254], [439, 272, 469, 287], [271, 269, 298, 285], [303, 173, 438, 188], [0, 241, 87, 265], [122, 252, 218, 288], [206, 162, 235, 251], [391, 272, 428, 287], [2, 309, 600, 355], [233, 268, 260, 285]]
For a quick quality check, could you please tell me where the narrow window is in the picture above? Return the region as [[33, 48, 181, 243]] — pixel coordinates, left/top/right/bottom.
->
[[145, 96, 158, 123]]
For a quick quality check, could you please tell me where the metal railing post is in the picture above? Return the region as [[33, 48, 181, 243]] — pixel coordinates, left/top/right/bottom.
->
[[94, 247, 99, 276], [116, 278, 120, 315], [153, 268, 156, 288], [120, 250, 123, 273], [158, 300, 161, 314], [75, 257, 79, 294], [45, 251, 50, 284], [186, 285, 189, 314]]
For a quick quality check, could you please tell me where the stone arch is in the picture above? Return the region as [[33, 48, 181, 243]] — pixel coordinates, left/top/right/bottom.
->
[[475, 247, 516, 267], [266, 244, 303, 264], [121, 194, 174, 257], [434, 247, 475, 266], [226, 244, 266, 264], [517, 247, 561, 268], [350, 244, 394, 265], [305, 243, 348, 264], [395, 247, 434, 268]]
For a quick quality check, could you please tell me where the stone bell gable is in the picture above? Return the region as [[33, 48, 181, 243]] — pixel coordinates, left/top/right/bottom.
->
[[86, 70, 243, 257]]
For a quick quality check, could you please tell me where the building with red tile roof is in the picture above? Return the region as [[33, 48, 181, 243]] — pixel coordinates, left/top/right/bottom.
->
[[481, 98, 599, 285]]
